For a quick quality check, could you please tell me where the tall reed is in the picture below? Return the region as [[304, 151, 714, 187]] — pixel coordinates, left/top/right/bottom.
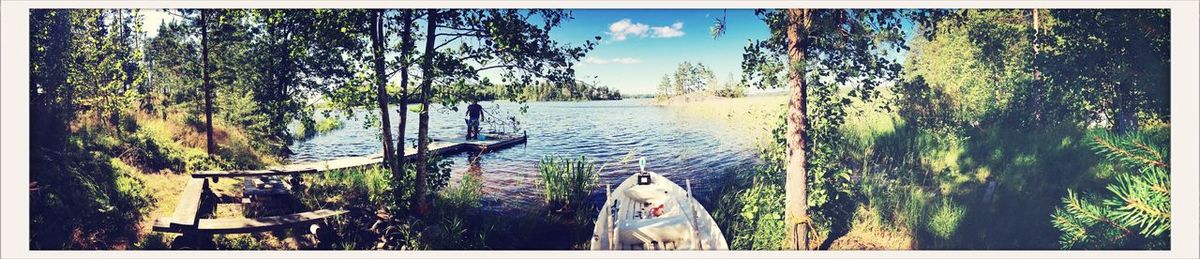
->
[[537, 155, 599, 213]]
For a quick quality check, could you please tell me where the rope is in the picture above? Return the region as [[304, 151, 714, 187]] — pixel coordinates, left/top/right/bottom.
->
[[790, 214, 815, 250]]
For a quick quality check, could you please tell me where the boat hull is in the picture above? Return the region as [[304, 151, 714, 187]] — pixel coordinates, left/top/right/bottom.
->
[[590, 171, 729, 250]]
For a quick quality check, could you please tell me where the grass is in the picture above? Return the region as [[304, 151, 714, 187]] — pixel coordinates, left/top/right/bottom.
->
[[659, 94, 787, 146], [234, 147, 610, 250], [301, 166, 395, 208], [30, 106, 281, 250], [669, 93, 1118, 250], [537, 155, 600, 214], [284, 162, 598, 250], [834, 110, 1110, 249], [849, 118, 1112, 249], [126, 118, 213, 173]]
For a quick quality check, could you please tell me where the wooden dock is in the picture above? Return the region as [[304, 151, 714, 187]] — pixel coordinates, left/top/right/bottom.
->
[[273, 132, 527, 172]]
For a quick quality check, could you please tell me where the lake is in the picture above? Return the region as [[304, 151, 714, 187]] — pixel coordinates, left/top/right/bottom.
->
[[287, 99, 763, 213]]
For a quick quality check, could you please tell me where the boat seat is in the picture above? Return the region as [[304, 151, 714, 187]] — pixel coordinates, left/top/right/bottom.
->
[[623, 184, 670, 205], [616, 215, 694, 249]]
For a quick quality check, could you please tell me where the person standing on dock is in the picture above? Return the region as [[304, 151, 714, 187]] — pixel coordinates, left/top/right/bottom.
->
[[466, 100, 484, 140]]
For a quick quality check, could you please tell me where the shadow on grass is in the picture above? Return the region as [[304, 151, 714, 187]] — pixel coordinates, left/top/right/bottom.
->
[[947, 125, 1107, 249], [858, 119, 1107, 249], [30, 128, 154, 250]]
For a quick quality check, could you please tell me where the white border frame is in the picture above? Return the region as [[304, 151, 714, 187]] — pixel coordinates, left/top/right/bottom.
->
[[2, 1, 1197, 258]]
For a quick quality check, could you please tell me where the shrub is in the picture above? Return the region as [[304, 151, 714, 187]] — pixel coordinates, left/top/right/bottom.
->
[[30, 136, 153, 249], [127, 120, 212, 173], [315, 117, 344, 134], [927, 198, 965, 241], [439, 173, 483, 212], [710, 87, 747, 98], [304, 166, 394, 207], [214, 234, 263, 250], [728, 182, 787, 250]]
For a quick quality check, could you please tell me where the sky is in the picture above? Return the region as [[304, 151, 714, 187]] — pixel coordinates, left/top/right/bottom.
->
[[139, 9, 771, 96], [137, 9, 920, 95], [547, 9, 772, 95], [141, 9, 174, 38]]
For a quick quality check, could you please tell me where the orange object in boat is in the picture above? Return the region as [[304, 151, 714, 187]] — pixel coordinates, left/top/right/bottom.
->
[[651, 204, 665, 217]]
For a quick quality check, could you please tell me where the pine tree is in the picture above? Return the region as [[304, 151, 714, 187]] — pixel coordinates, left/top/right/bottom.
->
[[1051, 130, 1170, 249]]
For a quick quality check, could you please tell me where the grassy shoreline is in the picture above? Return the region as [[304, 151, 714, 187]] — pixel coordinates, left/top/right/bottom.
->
[[661, 94, 1139, 250], [656, 94, 788, 147]]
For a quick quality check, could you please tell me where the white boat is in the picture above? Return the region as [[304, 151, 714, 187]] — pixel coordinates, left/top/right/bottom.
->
[[590, 159, 729, 250]]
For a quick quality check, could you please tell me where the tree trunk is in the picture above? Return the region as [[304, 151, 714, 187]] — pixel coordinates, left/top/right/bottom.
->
[[782, 8, 811, 251], [414, 9, 439, 216], [394, 9, 414, 203], [370, 9, 397, 176], [1113, 81, 1137, 134], [1030, 9, 1044, 125], [201, 10, 216, 157]]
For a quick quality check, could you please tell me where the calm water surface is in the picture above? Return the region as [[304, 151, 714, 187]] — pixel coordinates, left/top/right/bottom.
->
[[288, 99, 761, 213]]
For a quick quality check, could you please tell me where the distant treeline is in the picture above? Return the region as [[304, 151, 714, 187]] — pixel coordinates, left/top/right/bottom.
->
[[443, 80, 622, 102], [656, 61, 748, 99], [517, 81, 622, 101], [621, 93, 656, 99]]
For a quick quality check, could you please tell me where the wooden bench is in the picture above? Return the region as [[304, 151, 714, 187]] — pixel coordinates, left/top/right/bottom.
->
[[152, 178, 209, 232], [155, 209, 345, 234], [153, 171, 345, 236]]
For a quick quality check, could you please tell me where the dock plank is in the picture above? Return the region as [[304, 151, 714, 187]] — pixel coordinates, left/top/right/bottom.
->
[[274, 133, 525, 172], [178, 133, 529, 182], [169, 178, 208, 229], [192, 168, 319, 178], [400, 140, 464, 161], [461, 134, 527, 152], [154, 209, 345, 234], [193, 209, 344, 234]]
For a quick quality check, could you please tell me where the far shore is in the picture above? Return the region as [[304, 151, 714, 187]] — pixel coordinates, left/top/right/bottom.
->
[[653, 93, 788, 145]]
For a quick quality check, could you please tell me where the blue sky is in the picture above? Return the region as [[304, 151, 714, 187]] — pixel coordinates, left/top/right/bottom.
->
[[551, 9, 771, 95], [141, 9, 768, 95], [140, 9, 922, 95]]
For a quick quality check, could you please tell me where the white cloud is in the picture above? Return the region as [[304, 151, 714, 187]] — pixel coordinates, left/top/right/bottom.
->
[[607, 19, 649, 41], [583, 57, 643, 65], [610, 58, 643, 64], [651, 22, 685, 38], [583, 57, 609, 64], [605, 19, 684, 41]]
